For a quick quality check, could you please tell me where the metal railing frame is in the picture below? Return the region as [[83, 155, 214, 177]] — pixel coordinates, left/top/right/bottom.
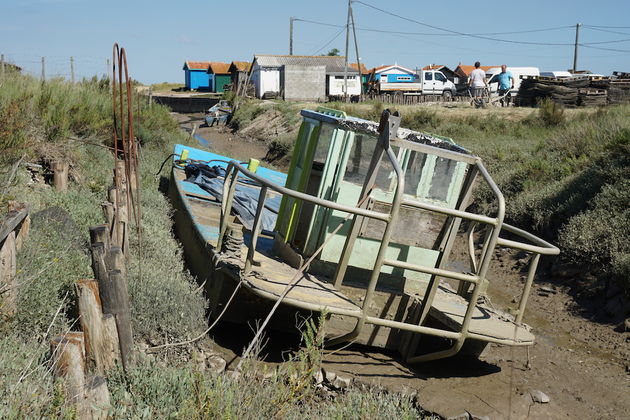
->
[[215, 112, 559, 362]]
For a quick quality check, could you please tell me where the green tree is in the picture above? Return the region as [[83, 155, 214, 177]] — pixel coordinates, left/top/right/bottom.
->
[[326, 48, 340, 56]]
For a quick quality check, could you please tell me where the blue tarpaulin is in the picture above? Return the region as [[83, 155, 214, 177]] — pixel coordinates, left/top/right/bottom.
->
[[185, 164, 281, 232]]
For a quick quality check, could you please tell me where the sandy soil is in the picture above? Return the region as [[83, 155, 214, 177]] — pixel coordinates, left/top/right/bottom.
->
[[174, 111, 630, 419]]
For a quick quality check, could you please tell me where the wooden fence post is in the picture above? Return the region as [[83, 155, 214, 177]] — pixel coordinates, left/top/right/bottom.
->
[[50, 334, 86, 404], [76, 280, 120, 374], [80, 375, 111, 420], [0, 231, 17, 317], [51, 161, 69, 191], [100, 269, 133, 370]]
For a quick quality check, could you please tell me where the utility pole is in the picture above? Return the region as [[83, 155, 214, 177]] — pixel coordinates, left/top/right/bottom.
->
[[289, 17, 295, 55], [70, 56, 75, 83], [343, 0, 351, 102], [572, 23, 581, 73], [349, 6, 362, 98], [41, 56, 45, 81]]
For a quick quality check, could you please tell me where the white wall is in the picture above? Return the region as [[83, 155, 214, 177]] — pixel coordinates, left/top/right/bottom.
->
[[328, 75, 361, 96], [251, 64, 281, 98]]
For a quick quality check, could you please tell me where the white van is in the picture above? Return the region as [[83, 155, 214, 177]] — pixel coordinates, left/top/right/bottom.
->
[[486, 67, 540, 96], [540, 71, 572, 78]]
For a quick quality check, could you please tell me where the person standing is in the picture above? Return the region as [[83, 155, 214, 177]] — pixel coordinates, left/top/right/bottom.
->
[[469, 61, 487, 106], [496, 64, 514, 106]]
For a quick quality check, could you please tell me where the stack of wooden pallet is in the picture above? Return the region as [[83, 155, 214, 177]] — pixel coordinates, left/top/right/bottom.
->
[[578, 88, 608, 106], [517, 77, 584, 107], [608, 79, 630, 104], [517, 75, 630, 107]]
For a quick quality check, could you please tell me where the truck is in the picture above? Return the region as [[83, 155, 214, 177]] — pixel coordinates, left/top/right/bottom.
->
[[376, 69, 457, 99]]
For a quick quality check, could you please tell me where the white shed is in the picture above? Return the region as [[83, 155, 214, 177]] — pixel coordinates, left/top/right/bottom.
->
[[250, 55, 360, 100]]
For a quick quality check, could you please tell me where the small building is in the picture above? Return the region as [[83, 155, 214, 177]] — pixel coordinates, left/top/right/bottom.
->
[[183, 61, 211, 90], [366, 64, 416, 93], [422, 64, 457, 84], [251, 55, 353, 101], [325, 62, 369, 96], [207, 62, 231, 93], [229, 61, 252, 85]]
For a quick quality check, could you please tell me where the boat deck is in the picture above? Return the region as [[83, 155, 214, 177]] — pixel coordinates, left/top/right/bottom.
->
[[173, 165, 534, 346]]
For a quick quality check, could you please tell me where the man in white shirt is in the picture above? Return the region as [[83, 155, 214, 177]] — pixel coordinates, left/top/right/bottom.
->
[[469, 61, 487, 105]]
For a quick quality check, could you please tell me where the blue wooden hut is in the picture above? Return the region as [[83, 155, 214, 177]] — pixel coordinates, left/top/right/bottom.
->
[[183, 61, 211, 90]]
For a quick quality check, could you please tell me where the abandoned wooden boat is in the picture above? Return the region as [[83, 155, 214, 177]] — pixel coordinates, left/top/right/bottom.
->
[[204, 100, 232, 126], [168, 107, 559, 362]]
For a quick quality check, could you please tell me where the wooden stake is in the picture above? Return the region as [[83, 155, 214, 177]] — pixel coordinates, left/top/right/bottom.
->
[[89, 242, 107, 286], [101, 313, 121, 367], [80, 375, 111, 420], [100, 269, 133, 370], [105, 246, 125, 278], [50, 334, 86, 404], [51, 161, 69, 191], [76, 280, 119, 374], [0, 231, 17, 317], [89, 225, 109, 252]]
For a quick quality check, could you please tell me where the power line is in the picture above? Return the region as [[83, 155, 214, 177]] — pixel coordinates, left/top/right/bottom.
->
[[311, 25, 347, 55], [295, 17, 573, 37], [585, 25, 630, 29], [583, 26, 630, 36], [353, 0, 579, 46], [581, 44, 630, 53]]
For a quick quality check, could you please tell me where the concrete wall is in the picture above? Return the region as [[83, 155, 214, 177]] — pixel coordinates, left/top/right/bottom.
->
[[282, 65, 325, 101]]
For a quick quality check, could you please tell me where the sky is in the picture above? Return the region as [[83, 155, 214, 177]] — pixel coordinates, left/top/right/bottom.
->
[[1, 0, 629, 84]]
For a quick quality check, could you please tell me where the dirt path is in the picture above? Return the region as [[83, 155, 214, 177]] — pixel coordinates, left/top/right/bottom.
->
[[173, 112, 629, 419]]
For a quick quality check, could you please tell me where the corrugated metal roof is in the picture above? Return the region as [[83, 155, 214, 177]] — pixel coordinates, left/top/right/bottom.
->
[[254, 54, 347, 72], [184, 61, 211, 71], [208, 62, 230, 74], [230, 61, 252, 72]]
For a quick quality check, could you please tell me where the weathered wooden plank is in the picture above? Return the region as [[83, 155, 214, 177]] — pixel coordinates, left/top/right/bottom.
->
[[0, 231, 17, 316], [0, 207, 28, 245]]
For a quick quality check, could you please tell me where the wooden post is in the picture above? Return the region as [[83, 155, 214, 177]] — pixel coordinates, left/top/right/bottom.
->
[[76, 280, 119, 374], [100, 269, 133, 370], [80, 375, 111, 420], [102, 202, 114, 229], [50, 334, 86, 403], [101, 313, 121, 367], [105, 246, 125, 278], [0, 231, 17, 317], [51, 161, 69, 191], [89, 225, 109, 252], [90, 242, 108, 286]]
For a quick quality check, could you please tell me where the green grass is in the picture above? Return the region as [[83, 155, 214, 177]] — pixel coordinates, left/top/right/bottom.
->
[[0, 73, 436, 418]]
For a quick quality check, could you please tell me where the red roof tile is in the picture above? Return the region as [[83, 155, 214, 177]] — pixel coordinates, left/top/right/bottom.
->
[[230, 61, 252, 72], [184, 61, 211, 70], [456, 65, 496, 76], [208, 62, 230, 74]]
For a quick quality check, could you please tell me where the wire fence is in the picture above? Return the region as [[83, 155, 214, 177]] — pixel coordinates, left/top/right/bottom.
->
[[0, 53, 110, 82]]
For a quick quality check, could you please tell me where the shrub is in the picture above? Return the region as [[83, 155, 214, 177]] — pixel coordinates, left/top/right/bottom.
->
[[536, 98, 565, 126]]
